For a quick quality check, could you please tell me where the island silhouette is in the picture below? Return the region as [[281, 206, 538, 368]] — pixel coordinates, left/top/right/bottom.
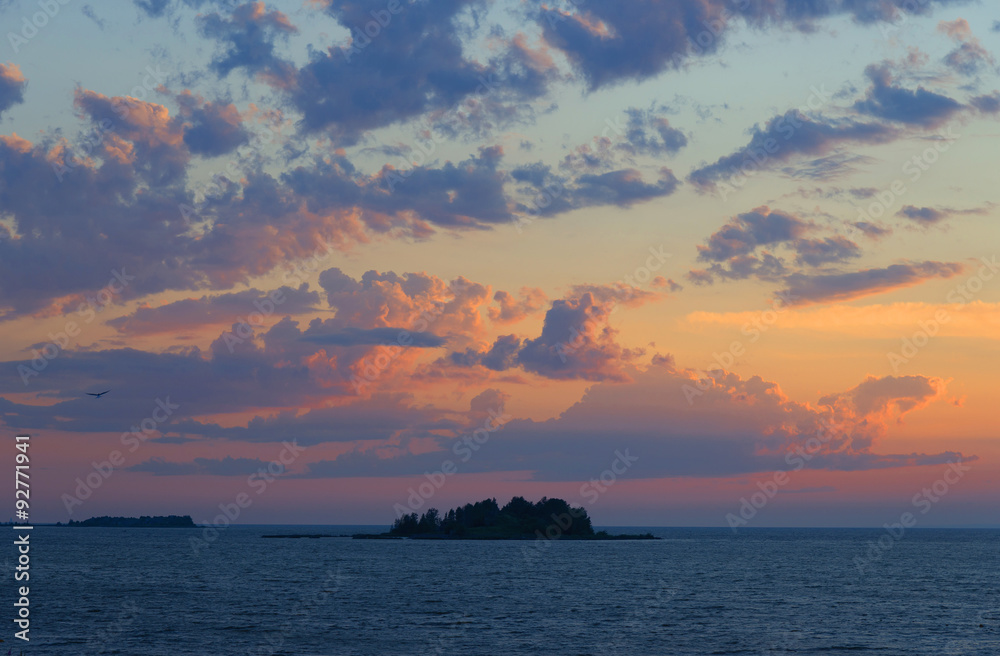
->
[[356, 496, 657, 540], [65, 515, 196, 528]]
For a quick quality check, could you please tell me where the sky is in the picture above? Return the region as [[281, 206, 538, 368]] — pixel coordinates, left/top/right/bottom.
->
[[0, 0, 998, 528]]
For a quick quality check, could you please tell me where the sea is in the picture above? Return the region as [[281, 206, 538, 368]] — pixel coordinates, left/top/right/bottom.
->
[[12, 526, 999, 655]]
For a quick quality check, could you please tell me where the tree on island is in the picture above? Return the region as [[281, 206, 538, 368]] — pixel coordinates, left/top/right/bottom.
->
[[389, 496, 595, 538]]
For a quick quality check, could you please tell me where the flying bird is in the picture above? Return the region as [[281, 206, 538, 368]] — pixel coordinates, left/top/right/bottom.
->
[[86, 390, 111, 398]]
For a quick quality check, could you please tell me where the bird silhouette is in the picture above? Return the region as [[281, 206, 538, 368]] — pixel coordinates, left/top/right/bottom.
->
[[86, 390, 111, 398]]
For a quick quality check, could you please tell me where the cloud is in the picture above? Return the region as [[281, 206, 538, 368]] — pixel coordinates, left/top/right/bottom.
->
[[691, 206, 863, 283], [0, 268, 496, 425], [853, 63, 964, 127], [81, 4, 107, 29], [819, 375, 944, 429], [895, 204, 989, 228], [574, 168, 680, 206], [107, 284, 320, 336], [296, 367, 969, 480], [174, 91, 251, 157], [0, 63, 26, 119], [450, 334, 523, 371], [897, 205, 947, 225], [793, 236, 862, 267], [171, 392, 451, 445], [970, 91, 1000, 114], [619, 107, 687, 157], [536, 0, 969, 91], [128, 456, 273, 476], [938, 19, 995, 76], [286, 145, 513, 230], [513, 163, 679, 217], [852, 221, 892, 240], [301, 327, 445, 348], [516, 289, 648, 382], [688, 111, 896, 190], [221, 0, 552, 144], [489, 288, 547, 324], [197, 1, 298, 85], [697, 207, 807, 262], [779, 261, 964, 305]]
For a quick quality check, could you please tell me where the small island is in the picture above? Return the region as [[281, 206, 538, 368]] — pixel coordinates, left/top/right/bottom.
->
[[354, 497, 657, 540], [65, 515, 196, 528]]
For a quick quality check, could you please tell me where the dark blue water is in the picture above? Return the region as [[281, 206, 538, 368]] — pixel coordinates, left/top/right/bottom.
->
[[10, 527, 999, 654]]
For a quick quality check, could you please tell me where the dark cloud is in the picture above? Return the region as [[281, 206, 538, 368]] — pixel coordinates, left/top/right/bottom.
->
[[970, 91, 1000, 114], [132, 0, 172, 17], [897, 205, 947, 225], [0, 63, 26, 119], [197, 2, 298, 84], [81, 4, 107, 29], [285, 145, 512, 229], [287, 0, 489, 141], [450, 334, 523, 371], [688, 111, 896, 190], [537, 0, 969, 91], [516, 292, 639, 382], [619, 107, 687, 157], [853, 63, 963, 127], [697, 207, 808, 262], [229, 0, 555, 145], [575, 168, 679, 206], [852, 221, 892, 239], [779, 261, 964, 305], [175, 92, 251, 157], [515, 164, 679, 217], [793, 236, 862, 267], [73, 88, 191, 186], [938, 19, 994, 76], [781, 152, 874, 181]]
